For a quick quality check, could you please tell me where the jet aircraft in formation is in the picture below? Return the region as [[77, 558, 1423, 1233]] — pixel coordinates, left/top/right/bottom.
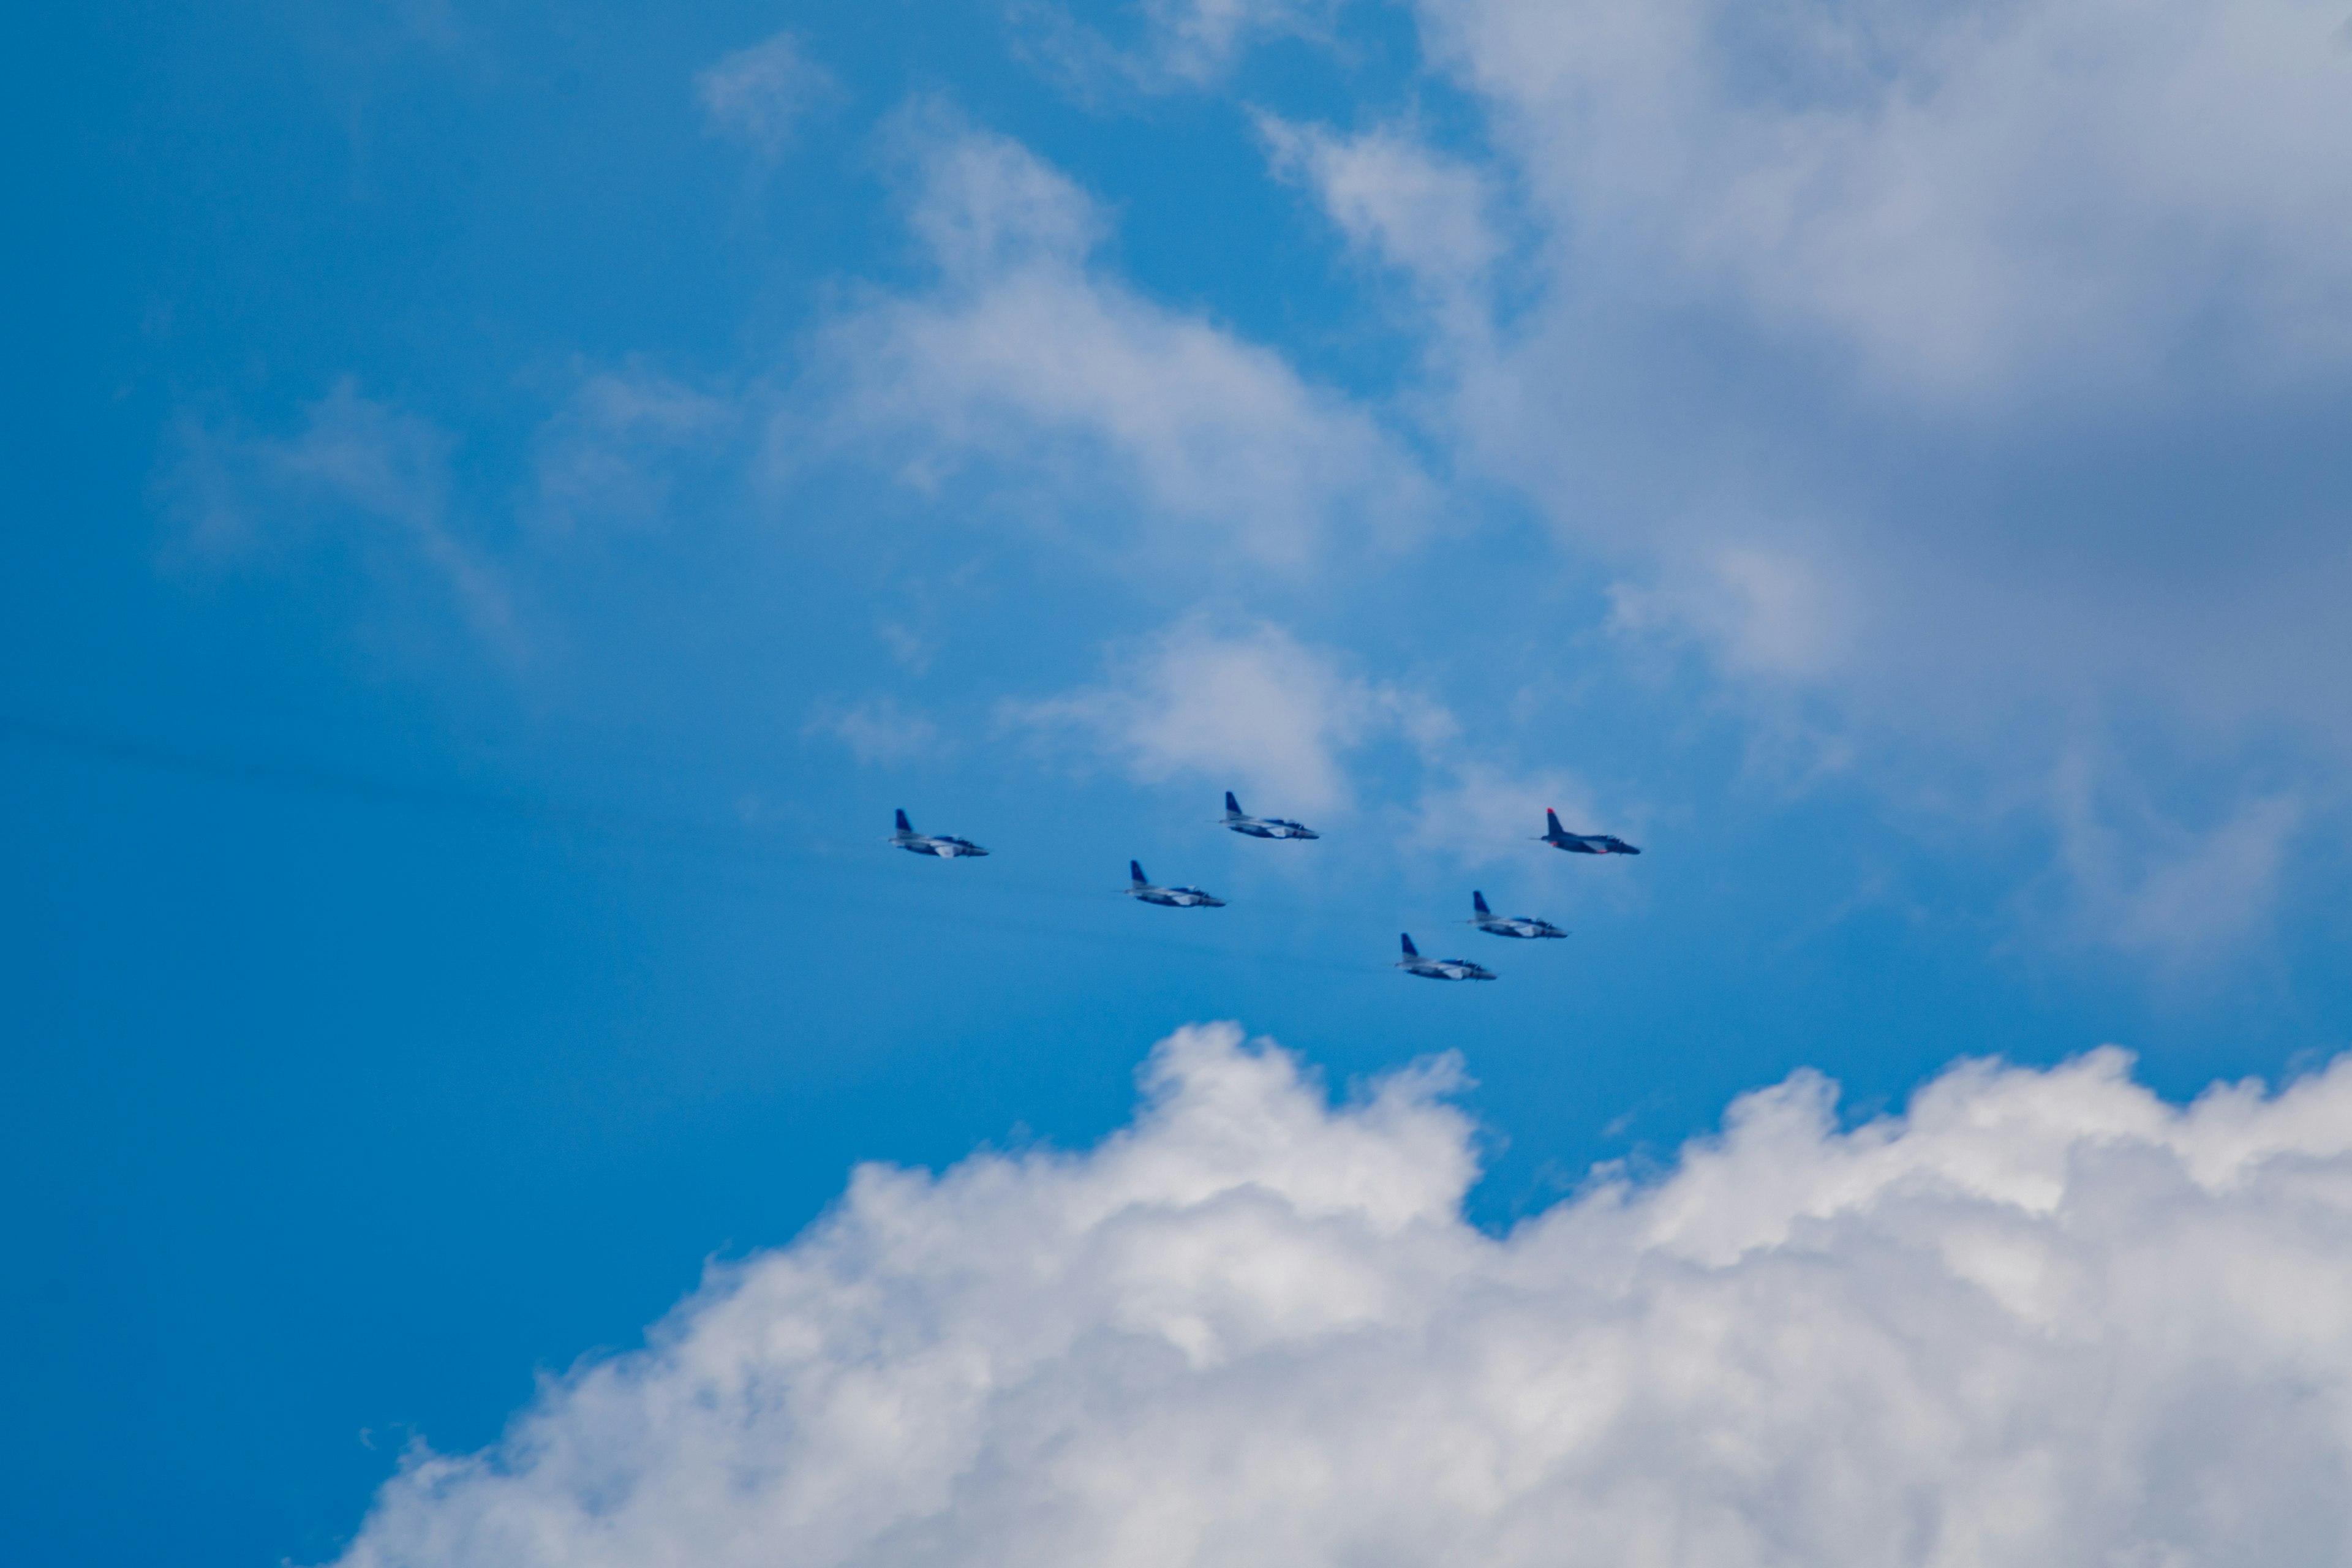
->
[[1218, 791, 1319, 840], [1395, 932, 1496, 981], [1126, 860, 1226, 908], [1540, 808, 1640, 856], [886, 797, 1642, 979], [1469, 890, 1566, 940], [889, 808, 989, 859]]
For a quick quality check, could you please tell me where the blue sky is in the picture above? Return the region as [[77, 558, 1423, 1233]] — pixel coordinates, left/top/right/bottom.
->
[[8, 3, 2352, 1564]]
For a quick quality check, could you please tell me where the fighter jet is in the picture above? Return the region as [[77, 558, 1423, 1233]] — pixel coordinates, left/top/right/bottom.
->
[[1539, 808, 1641, 856], [1219, 791, 1319, 840], [888, 808, 989, 859], [1396, 932, 1496, 981], [1469, 890, 1567, 940], [1127, 860, 1226, 908]]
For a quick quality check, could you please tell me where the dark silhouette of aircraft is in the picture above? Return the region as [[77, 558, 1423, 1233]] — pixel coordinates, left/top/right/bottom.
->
[[1396, 932, 1495, 981], [1127, 860, 1225, 908], [1469, 890, 1566, 939], [889, 809, 989, 858], [1539, 809, 1639, 856], [1219, 791, 1319, 840]]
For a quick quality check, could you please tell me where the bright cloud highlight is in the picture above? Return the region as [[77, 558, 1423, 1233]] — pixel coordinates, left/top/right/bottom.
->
[[332, 1025, 2352, 1567]]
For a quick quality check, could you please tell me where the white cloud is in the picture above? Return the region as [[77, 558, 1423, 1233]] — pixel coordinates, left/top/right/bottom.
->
[[696, 32, 836, 157], [1302, 1, 2352, 946], [331, 1022, 2352, 1567], [1404, 760, 1609, 866], [1144, 0, 1339, 82], [804, 696, 944, 767], [2048, 755, 2304, 963], [1419, 0, 2352, 401], [160, 380, 516, 651], [1016, 0, 1341, 94], [793, 118, 1436, 569], [1607, 541, 1858, 685], [530, 366, 733, 536], [1004, 616, 1451, 815], [1259, 116, 1502, 324]]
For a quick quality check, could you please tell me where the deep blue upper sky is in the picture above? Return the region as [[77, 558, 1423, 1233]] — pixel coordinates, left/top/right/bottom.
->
[[7, 3, 2350, 1564]]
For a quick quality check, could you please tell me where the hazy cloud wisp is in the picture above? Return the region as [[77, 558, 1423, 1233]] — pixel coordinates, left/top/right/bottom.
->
[[696, 31, 837, 157], [1003, 616, 1453, 815]]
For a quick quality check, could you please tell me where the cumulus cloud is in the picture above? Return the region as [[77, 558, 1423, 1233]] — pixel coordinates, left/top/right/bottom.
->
[[792, 117, 1437, 569], [160, 380, 516, 650], [331, 1023, 2352, 1567], [1004, 616, 1451, 814], [696, 31, 836, 157]]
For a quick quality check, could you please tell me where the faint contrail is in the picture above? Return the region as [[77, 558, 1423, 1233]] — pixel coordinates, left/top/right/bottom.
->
[[0, 711, 1401, 974]]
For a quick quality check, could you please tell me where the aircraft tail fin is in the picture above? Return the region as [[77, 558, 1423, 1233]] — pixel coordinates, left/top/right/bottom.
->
[[1545, 807, 1565, 835], [1224, 790, 1243, 819], [895, 808, 913, 834], [1472, 891, 1490, 914], [1130, 860, 1148, 886], [1401, 932, 1420, 958]]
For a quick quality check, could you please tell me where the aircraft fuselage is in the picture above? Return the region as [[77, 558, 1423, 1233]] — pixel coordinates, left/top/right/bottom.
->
[[1474, 916, 1565, 939], [1544, 832, 1639, 856], [1131, 887, 1224, 908], [1226, 818, 1319, 840], [895, 835, 988, 858], [1401, 957, 1496, 981]]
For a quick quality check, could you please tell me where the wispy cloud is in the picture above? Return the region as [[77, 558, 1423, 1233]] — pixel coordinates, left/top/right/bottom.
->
[[1422, 0, 2352, 400], [803, 696, 944, 767], [160, 380, 518, 654], [1015, 0, 1342, 96], [1259, 115, 1503, 334], [530, 364, 733, 537], [788, 115, 1437, 571], [2046, 753, 2303, 963], [1003, 614, 1450, 815], [1404, 760, 1610, 866], [695, 31, 837, 157]]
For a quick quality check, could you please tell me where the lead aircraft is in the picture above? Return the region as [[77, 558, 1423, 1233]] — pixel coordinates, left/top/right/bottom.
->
[[889, 808, 989, 858], [1539, 809, 1641, 856], [1127, 860, 1226, 908], [1219, 791, 1319, 840], [1469, 890, 1567, 940], [1396, 932, 1496, 981]]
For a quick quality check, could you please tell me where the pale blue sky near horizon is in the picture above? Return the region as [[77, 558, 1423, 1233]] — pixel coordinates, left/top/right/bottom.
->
[[7, 3, 2352, 1564]]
